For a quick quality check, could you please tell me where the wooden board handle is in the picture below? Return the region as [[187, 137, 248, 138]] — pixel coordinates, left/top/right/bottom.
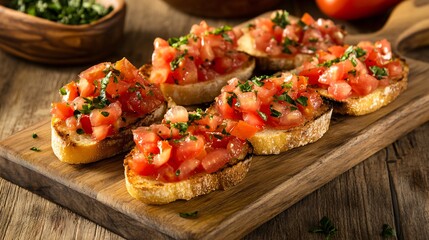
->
[[348, 0, 429, 54]]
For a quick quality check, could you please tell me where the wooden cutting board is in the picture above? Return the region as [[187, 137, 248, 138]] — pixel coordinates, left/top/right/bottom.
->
[[1, 1, 429, 239]]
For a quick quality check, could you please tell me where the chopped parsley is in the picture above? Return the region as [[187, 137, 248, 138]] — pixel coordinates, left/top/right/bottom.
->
[[170, 50, 187, 71], [189, 135, 197, 141], [283, 38, 297, 54], [59, 87, 67, 96], [309, 216, 338, 240], [297, 19, 307, 28], [270, 106, 281, 118], [168, 35, 189, 48], [171, 122, 189, 135], [309, 37, 319, 43], [370, 66, 388, 79], [381, 224, 396, 238], [188, 108, 205, 122], [76, 128, 84, 134], [213, 134, 223, 140], [175, 169, 181, 176], [348, 69, 357, 76], [296, 96, 308, 106], [271, 10, 290, 28], [30, 147, 41, 152], [227, 93, 236, 107], [250, 75, 270, 87], [276, 92, 295, 105], [238, 81, 253, 92], [32, 133, 38, 139], [179, 211, 198, 219], [101, 111, 109, 117]]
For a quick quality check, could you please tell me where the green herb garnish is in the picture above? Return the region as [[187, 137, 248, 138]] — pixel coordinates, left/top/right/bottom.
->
[[179, 211, 198, 219], [250, 75, 270, 87], [175, 169, 181, 176], [238, 81, 253, 92], [309, 216, 338, 240], [270, 106, 281, 118], [168, 35, 189, 48], [296, 96, 308, 106], [32, 133, 38, 139], [171, 122, 189, 135], [170, 51, 187, 71], [282, 38, 297, 54], [272, 10, 290, 28], [59, 87, 67, 96], [381, 224, 396, 238], [189, 135, 197, 141], [370, 66, 388, 79], [9, 0, 113, 25], [30, 147, 41, 152], [258, 110, 267, 121], [76, 128, 84, 134], [188, 108, 205, 122], [101, 111, 109, 117]]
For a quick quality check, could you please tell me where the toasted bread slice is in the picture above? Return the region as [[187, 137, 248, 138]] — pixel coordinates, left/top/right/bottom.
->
[[140, 58, 255, 106], [248, 103, 333, 155], [51, 103, 167, 164], [124, 143, 252, 205], [237, 33, 312, 72], [317, 59, 409, 116]]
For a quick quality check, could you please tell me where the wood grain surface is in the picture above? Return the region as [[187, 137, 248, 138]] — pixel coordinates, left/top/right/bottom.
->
[[1, 0, 428, 239]]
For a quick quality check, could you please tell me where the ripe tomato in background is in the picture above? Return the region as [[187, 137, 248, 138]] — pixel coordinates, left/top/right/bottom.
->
[[315, 0, 402, 20]]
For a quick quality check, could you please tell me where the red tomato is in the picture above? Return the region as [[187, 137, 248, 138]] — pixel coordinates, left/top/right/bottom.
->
[[79, 115, 93, 134], [174, 135, 205, 163], [51, 102, 74, 120], [89, 102, 122, 127], [236, 92, 260, 113], [316, 0, 402, 20], [327, 80, 352, 100], [216, 92, 240, 120], [92, 125, 111, 141], [114, 58, 138, 81], [61, 81, 79, 102], [195, 114, 222, 132], [201, 149, 230, 173], [128, 151, 157, 176], [227, 138, 247, 159], [156, 164, 176, 182], [133, 128, 161, 154], [348, 74, 379, 96], [386, 60, 403, 79], [301, 12, 315, 25], [229, 120, 260, 140], [300, 67, 325, 85], [77, 78, 96, 98], [79, 62, 108, 82], [242, 112, 265, 127], [328, 45, 346, 58], [164, 106, 189, 123], [152, 141, 172, 167], [176, 159, 200, 180]]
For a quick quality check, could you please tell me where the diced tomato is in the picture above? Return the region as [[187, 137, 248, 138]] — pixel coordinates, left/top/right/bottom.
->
[[114, 58, 138, 81], [327, 80, 352, 100], [254, 81, 278, 105], [172, 57, 199, 85], [89, 102, 122, 127], [201, 148, 230, 173], [77, 78, 96, 98], [164, 106, 188, 123], [176, 159, 201, 180], [128, 151, 157, 176], [348, 73, 379, 96], [300, 67, 324, 85], [227, 138, 247, 159], [236, 92, 260, 112], [133, 127, 161, 154], [216, 92, 240, 120], [61, 81, 79, 102], [152, 141, 172, 167], [175, 135, 205, 163], [328, 45, 346, 58], [79, 62, 108, 82], [242, 112, 265, 127], [386, 60, 403, 79], [51, 102, 74, 120], [195, 114, 222, 132], [301, 12, 315, 25], [105, 78, 132, 98], [229, 120, 260, 140], [80, 115, 93, 134], [92, 125, 111, 141]]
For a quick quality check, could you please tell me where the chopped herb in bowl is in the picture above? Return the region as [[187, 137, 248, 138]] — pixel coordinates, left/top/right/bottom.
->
[[8, 0, 113, 25]]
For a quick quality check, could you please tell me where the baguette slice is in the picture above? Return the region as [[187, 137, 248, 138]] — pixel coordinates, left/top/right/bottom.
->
[[124, 144, 252, 205], [248, 104, 333, 155], [140, 58, 255, 106], [317, 58, 409, 116], [51, 103, 167, 164]]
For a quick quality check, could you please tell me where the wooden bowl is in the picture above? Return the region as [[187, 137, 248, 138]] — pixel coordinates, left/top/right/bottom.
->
[[0, 0, 126, 65], [161, 0, 282, 18]]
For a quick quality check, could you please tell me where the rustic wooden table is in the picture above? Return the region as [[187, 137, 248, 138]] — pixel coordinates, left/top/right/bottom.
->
[[0, 0, 428, 239]]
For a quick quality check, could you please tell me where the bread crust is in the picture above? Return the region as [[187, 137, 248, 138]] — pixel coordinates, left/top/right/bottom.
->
[[317, 58, 409, 116], [124, 146, 252, 205], [248, 104, 333, 155], [141, 58, 256, 106], [51, 103, 167, 164]]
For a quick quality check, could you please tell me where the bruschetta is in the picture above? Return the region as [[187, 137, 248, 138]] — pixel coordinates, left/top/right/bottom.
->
[[51, 58, 167, 164], [148, 21, 255, 106], [211, 73, 333, 155], [124, 106, 252, 204], [298, 39, 408, 115], [237, 10, 346, 71]]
